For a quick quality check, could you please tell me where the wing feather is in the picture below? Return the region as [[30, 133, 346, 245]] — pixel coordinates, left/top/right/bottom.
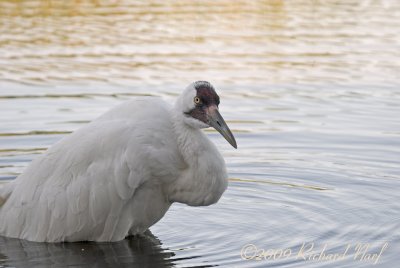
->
[[0, 181, 14, 207], [0, 98, 172, 242]]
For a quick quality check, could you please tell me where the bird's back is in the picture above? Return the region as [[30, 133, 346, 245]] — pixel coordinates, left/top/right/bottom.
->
[[0, 97, 182, 242]]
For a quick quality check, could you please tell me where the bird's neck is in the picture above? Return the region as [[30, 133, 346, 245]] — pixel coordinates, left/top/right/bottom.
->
[[170, 110, 227, 206], [172, 111, 208, 161]]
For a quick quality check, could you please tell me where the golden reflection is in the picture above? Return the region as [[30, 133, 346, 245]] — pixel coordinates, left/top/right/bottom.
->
[[0, 0, 399, 86], [0, 130, 72, 136]]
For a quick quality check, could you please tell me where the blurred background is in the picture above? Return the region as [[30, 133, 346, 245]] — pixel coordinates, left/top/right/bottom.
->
[[0, 1, 399, 267], [1, 0, 400, 86]]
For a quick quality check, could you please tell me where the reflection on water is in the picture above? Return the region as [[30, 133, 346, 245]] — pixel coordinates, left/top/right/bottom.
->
[[0, 231, 177, 268], [1, 0, 400, 86], [1, 0, 400, 267]]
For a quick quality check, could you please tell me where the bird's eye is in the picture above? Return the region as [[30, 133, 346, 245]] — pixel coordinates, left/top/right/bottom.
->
[[194, 97, 201, 104]]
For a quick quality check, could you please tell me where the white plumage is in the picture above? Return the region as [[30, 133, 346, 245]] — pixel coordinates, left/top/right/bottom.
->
[[0, 81, 236, 242]]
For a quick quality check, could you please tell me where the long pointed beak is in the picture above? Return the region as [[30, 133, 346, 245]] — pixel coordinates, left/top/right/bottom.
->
[[207, 105, 237, 149]]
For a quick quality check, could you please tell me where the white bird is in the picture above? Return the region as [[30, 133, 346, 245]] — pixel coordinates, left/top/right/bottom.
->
[[0, 81, 237, 242]]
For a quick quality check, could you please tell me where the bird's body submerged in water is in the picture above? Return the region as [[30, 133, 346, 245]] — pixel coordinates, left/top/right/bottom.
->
[[0, 81, 236, 242]]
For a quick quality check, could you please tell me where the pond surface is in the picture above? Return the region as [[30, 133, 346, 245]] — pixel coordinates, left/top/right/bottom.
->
[[0, 0, 399, 267]]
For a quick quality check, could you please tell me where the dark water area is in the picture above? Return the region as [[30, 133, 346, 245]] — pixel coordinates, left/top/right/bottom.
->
[[0, 232, 178, 268]]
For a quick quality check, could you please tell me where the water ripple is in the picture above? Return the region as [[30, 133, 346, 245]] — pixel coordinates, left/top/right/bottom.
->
[[1, 0, 400, 267]]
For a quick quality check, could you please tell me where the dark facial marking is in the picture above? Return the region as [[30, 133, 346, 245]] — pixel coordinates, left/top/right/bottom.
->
[[186, 105, 208, 124], [193, 81, 220, 107], [185, 81, 220, 124]]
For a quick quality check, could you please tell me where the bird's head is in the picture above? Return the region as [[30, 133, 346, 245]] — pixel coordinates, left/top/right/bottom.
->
[[176, 81, 237, 149]]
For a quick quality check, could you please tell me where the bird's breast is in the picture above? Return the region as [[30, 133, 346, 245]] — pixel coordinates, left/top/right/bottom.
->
[[166, 150, 228, 207]]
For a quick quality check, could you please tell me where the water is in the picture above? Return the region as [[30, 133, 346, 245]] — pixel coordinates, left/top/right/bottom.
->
[[0, 0, 400, 267]]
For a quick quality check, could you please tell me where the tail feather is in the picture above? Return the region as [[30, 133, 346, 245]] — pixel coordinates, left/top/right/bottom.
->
[[0, 181, 14, 207]]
